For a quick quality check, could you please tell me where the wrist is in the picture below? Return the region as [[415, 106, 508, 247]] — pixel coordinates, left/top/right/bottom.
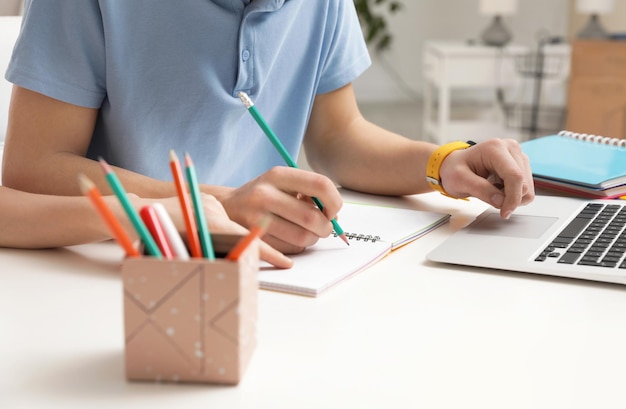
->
[[199, 184, 234, 203], [425, 140, 475, 199]]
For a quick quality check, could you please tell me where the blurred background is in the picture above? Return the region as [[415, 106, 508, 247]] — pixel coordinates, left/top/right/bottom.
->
[[351, 0, 626, 147]]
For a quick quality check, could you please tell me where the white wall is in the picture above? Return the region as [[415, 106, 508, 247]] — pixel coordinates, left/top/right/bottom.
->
[[354, 0, 571, 102]]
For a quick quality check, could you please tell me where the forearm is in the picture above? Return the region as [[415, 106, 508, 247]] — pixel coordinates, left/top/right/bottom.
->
[[306, 117, 437, 196], [4, 150, 182, 198], [2, 86, 178, 198], [5, 146, 236, 204], [0, 188, 122, 248]]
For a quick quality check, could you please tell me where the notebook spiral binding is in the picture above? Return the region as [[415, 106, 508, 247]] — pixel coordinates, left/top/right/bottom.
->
[[332, 232, 381, 243], [558, 130, 626, 148]]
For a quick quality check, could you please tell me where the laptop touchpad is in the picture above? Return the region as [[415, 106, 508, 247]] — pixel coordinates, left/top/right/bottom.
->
[[468, 214, 559, 239]]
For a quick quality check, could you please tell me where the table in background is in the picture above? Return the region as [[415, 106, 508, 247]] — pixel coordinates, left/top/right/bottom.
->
[[423, 41, 571, 144], [2, 192, 626, 409]]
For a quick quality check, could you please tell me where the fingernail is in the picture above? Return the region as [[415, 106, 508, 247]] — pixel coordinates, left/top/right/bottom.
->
[[502, 210, 512, 220], [491, 193, 504, 207]]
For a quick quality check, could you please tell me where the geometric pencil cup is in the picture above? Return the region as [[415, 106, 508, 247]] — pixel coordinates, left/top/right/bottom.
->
[[121, 234, 259, 385]]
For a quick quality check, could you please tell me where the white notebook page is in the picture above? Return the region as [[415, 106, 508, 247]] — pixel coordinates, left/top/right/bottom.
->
[[259, 202, 450, 296]]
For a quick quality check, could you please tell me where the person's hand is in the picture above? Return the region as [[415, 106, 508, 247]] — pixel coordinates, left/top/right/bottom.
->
[[219, 166, 343, 255], [139, 194, 293, 269], [438, 138, 535, 219]]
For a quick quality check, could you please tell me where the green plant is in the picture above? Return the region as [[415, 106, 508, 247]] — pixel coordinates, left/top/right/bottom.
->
[[354, 0, 403, 51]]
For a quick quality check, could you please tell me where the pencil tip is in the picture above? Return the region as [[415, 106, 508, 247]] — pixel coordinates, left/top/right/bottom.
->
[[184, 152, 193, 167], [340, 233, 350, 246], [98, 158, 112, 174], [169, 149, 178, 162], [258, 213, 273, 232], [77, 173, 94, 193]]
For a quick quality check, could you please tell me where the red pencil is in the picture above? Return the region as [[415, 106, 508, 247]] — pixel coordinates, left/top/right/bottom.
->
[[78, 173, 140, 257], [139, 205, 175, 259], [226, 214, 272, 261], [169, 150, 203, 258]]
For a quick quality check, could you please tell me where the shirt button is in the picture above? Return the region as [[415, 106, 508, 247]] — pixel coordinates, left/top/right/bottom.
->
[[242, 49, 250, 61]]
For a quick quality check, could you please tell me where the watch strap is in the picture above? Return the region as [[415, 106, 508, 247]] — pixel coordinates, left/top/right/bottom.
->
[[425, 141, 474, 199]]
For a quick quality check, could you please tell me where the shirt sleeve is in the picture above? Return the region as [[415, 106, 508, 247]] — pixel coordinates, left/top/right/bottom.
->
[[315, 0, 371, 95], [5, 0, 107, 108]]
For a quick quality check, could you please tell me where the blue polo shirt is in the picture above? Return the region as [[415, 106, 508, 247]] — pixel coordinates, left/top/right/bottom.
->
[[6, 0, 371, 187]]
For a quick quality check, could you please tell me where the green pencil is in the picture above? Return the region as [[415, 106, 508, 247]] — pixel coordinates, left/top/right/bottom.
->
[[98, 158, 163, 258], [237, 91, 349, 245], [184, 153, 216, 260]]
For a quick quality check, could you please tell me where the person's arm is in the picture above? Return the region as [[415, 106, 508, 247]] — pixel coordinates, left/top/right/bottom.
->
[[303, 83, 535, 219], [0, 186, 292, 268], [214, 166, 344, 255], [1, 86, 273, 206], [0, 187, 116, 248], [3, 86, 335, 255], [2, 86, 180, 197], [304, 84, 432, 196]]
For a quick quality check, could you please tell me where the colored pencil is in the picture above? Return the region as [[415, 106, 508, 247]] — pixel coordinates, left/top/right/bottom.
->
[[169, 150, 203, 258], [184, 153, 215, 260], [77, 173, 140, 257], [98, 158, 163, 258], [237, 91, 349, 245], [140, 205, 175, 260], [151, 202, 190, 260], [226, 214, 272, 261]]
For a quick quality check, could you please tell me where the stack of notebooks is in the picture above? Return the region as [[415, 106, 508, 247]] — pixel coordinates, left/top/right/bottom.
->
[[259, 202, 450, 297], [521, 130, 626, 199]]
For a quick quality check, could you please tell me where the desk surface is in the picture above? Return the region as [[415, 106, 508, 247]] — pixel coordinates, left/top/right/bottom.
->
[[3, 192, 626, 409]]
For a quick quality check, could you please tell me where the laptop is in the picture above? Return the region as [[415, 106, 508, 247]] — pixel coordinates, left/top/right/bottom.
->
[[426, 195, 626, 285]]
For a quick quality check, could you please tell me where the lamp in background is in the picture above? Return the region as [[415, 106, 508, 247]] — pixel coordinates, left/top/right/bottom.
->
[[479, 0, 517, 47], [576, 0, 614, 39]]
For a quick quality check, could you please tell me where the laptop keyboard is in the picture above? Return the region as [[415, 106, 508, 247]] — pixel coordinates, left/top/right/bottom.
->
[[535, 203, 626, 269]]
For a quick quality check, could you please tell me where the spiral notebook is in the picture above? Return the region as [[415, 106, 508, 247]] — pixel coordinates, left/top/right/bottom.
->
[[258, 202, 450, 297], [521, 130, 626, 198]]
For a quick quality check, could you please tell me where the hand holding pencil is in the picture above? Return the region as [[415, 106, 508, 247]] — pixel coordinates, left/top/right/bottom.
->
[[238, 91, 349, 246], [218, 166, 345, 255]]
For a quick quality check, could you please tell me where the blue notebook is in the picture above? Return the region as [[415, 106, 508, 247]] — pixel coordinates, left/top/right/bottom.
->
[[521, 131, 626, 198]]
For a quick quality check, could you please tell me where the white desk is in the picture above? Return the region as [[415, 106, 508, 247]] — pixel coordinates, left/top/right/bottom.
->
[[423, 41, 526, 144], [3, 192, 626, 409]]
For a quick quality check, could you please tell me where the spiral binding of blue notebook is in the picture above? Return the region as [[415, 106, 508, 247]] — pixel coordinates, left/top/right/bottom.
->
[[521, 131, 626, 198]]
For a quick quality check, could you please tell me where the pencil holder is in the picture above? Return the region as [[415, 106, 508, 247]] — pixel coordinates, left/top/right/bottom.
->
[[120, 234, 259, 385]]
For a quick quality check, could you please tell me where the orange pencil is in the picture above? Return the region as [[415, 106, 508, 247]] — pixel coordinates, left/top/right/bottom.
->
[[78, 173, 140, 257], [169, 150, 202, 258], [226, 214, 272, 261]]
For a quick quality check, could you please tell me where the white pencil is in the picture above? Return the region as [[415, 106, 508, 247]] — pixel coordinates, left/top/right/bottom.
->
[[152, 202, 190, 260]]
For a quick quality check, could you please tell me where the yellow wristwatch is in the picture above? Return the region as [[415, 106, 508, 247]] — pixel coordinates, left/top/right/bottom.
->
[[425, 140, 475, 199]]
